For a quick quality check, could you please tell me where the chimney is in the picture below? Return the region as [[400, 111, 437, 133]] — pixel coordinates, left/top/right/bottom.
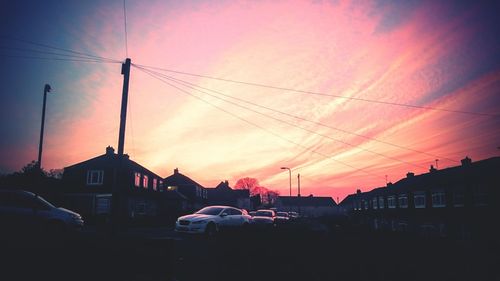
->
[[224, 180, 229, 186], [105, 146, 115, 155], [123, 154, 129, 159], [174, 168, 179, 174], [356, 189, 362, 194], [429, 165, 437, 173], [461, 156, 472, 166], [406, 172, 415, 178]]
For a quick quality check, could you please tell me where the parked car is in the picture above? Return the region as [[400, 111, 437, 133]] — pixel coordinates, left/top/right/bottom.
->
[[0, 189, 84, 234], [175, 205, 251, 235], [288, 211, 299, 220], [249, 211, 256, 217], [275, 211, 290, 223], [251, 209, 276, 226]]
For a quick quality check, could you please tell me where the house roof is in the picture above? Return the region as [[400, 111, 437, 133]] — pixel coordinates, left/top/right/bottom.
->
[[278, 196, 337, 207], [63, 147, 162, 178], [163, 168, 205, 188], [341, 156, 500, 200]]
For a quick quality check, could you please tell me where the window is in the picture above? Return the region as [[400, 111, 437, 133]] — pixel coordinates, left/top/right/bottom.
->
[[372, 198, 378, 209], [134, 172, 141, 187], [453, 192, 464, 207], [474, 187, 488, 207], [153, 178, 157, 191], [135, 201, 146, 215], [229, 208, 242, 215], [196, 186, 201, 197], [387, 196, 396, 209], [363, 200, 369, 210], [398, 194, 408, 208], [378, 196, 385, 209], [143, 175, 149, 189], [203, 189, 207, 199], [159, 180, 163, 191], [431, 190, 446, 208], [87, 170, 104, 185], [414, 192, 426, 208]]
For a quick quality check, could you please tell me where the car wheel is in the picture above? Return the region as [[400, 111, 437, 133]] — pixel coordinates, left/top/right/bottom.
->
[[205, 222, 217, 237]]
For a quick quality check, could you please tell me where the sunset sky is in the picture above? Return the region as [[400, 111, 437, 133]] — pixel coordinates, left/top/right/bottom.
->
[[1, 0, 499, 201]]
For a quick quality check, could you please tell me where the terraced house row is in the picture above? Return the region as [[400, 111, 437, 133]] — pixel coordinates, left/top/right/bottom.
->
[[340, 156, 500, 241]]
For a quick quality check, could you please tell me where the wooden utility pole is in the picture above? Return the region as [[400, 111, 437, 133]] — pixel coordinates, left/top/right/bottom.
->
[[118, 58, 131, 156], [111, 58, 131, 234]]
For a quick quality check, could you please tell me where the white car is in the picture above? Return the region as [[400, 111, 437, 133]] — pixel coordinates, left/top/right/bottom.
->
[[175, 205, 251, 235]]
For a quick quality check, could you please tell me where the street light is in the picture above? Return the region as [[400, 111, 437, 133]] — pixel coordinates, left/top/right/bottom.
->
[[37, 84, 52, 171], [281, 167, 291, 197]]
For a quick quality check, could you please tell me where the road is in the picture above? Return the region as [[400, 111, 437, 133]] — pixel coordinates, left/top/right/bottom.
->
[[1, 219, 498, 281]]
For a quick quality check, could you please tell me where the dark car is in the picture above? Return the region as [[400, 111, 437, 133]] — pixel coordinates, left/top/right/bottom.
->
[[0, 189, 84, 235], [275, 211, 290, 224]]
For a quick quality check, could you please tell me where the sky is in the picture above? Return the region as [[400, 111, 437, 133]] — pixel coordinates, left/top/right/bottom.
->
[[1, 0, 500, 201]]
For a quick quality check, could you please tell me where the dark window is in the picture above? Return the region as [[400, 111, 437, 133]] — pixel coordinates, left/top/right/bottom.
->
[[431, 191, 446, 208], [453, 192, 464, 207], [229, 208, 242, 215]]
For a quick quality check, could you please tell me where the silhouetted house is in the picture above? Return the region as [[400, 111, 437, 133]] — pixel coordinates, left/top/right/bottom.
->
[[206, 180, 251, 210], [163, 168, 207, 211], [339, 156, 500, 240], [62, 146, 165, 221], [275, 195, 338, 217]]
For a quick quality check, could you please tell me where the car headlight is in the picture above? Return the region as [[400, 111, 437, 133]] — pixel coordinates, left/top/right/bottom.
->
[[192, 220, 208, 224], [71, 214, 82, 220]]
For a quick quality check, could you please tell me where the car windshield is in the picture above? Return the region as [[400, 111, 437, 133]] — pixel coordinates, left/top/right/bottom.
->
[[277, 212, 289, 217], [36, 195, 55, 208], [255, 210, 273, 217], [195, 206, 224, 215]]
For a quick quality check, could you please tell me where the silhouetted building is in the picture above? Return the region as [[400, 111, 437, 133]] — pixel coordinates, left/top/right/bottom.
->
[[339, 156, 500, 240], [163, 168, 207, 212], [206, 180, 251, 210], [275, 195, 338, 217], [62, 146, 165, 221]]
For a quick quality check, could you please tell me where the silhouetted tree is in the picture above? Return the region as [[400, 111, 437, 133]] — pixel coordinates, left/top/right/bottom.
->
[[234, 177, 280, 206], [0, 161, 63, 203]]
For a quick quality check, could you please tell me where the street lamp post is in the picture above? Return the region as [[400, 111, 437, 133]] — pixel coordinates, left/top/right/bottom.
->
[[37, 84, 51, 171], [281, 167, 291, 197]]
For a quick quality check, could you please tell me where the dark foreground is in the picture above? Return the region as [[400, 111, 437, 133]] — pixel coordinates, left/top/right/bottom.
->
[[1, 221, 498, 281]]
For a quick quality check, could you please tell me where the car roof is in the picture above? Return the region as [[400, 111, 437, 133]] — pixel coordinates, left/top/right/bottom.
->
[[0, 189, 35, 196], [202, 205, 239, 210]]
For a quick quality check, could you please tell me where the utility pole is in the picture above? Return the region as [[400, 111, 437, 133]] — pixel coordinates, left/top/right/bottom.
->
[[297, 173, 301, 197], [118, 58, 131, 156], [37, 84, 51, 171], [297, 173, 301, 214], [111, 58, 131, 234]]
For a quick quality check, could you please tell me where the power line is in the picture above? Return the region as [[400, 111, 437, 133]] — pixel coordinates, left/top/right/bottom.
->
[[134, 65, 429, 170], [123, 0, 129, 58], [1, 36, 122, 63], [135, 63, 499, 118], [143, 69, 459, 164], [134, 65, 386, 180], [0, 46, 118, 62], [0, 54, 120, 64]]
